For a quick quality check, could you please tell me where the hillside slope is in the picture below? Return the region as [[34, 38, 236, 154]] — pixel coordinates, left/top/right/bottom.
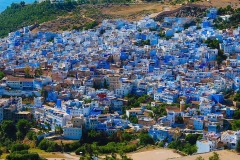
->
[[0, 1, 77, 37], [1, 1, 240, 36]]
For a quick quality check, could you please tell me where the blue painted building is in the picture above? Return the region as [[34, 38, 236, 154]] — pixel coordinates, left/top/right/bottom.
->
[[193, 116, 204, 130], [211, 94, 224, 103], [148, 126, 172, 142], [120, 51, 129, 61], [97, 60, 110, 69], [207, 8, 218, 19], [224, 107, 235, 119], [21, 80, 34, 90], [208, 124, 218, 133]]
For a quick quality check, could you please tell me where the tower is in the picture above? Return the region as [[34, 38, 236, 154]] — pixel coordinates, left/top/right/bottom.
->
[[180, 99, 185, 112], [226, 57, 230, 66]]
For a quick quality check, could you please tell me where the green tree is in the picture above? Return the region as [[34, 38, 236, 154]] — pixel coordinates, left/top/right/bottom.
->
[[185, 134, 202, 145], [84, 21, 98, 30], [158, 141, 165, 147], [16, 119, 31, 139], [143, 39, 150, 45], [182, 143, 197, 155], [93, 81, 100, 90], [129, 116, 138, 124], [204, 39, 220, 50], [84, 143, 94, 158], [176, 116, 184, 124], [0, 71, 5, 80], [236, 139, 240, 153], [0, 149, 2, 158], [38, 139, 61, 152], [148, 112, 153, 118], [20, 1, 25, 7], [168, 139, 184, 150], [55, 126, 63, 135], [26, 131, 37, 140], [204, 38, 226, 64], [209, 152, 220, 160], [122, 132, 133, 141], [1, 120, 17, 140], [233, 109, 240, 119], [11, 143, 30, 152], [6, 150, 41, 160], [40, 89, 48, 100], [24, 67, 31, 76], [139, 133, 154, 145], [232, 119, 240, 131], [34, 67, 43, 77], [234, 91, 240, 102], [0, 1, 78, 38], [103, 79, 108, 89]]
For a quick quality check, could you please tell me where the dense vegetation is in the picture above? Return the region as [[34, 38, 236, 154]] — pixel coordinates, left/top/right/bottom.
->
[[0, 119, 46, 154], [4, 143, 43, 160], [0, 118, 137, 159], [236, 139, 240, 153], [6, 150, 42, 160], [76, 0, 132, 5], [168, 134, 202, 155], [232, 119, 240, 131], [170, 0, 201, 5], [168, 139, 197, 155], [122, 94, 177, 122], [37, 129, 138, 158], [38, 139, 61, 152], [139, 133, 154, 145], [0, 72, 5, 80], [233, 109, 240, 119], [233, 91, 240, 102], [0, 0, 139, 38], [123, 94, 153, 113], [0, 1, 78, 37], [214, 5, 240, 30]]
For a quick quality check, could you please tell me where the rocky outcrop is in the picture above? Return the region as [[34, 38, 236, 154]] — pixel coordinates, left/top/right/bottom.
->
[[154, 4, 210, 21]]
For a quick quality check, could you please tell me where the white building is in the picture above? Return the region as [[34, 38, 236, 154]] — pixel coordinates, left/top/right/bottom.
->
[[34, 97, 43, 108], [63, 115, 84, 140], [166, 106, 183, 126], [196, 139, 215, 153], [63, 126, 82, 140], [115, 83, 132, 98], [214, 79, 226, 92], [61, 100, 91, 117], [34, 105, 71, 129], [126, 108, 143, 118], [199, 98, 214, 115], [221, 130, 240, 149], [0, 99, 11, 122]]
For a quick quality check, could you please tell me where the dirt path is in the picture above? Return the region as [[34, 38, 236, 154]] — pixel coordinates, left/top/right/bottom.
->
[[127, 148, 182, 160], [173, 150, 240, 160], [46, 153, 80, 160], [196, 0, 240, 8]]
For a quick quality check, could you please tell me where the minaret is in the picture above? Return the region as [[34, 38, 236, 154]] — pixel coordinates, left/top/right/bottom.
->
[[226, 57, 230, 67], [180, 99, 185, 112]]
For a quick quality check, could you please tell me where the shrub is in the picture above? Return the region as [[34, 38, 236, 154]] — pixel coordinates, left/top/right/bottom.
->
[[11, 144, 30, 152]]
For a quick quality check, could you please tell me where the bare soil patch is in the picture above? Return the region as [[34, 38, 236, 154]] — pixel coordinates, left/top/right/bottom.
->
[[174, 150, 240, 160], [127, 148, 182, 160]]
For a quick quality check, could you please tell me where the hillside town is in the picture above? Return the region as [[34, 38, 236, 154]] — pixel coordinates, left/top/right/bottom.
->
[[1, 6, 240, 157]]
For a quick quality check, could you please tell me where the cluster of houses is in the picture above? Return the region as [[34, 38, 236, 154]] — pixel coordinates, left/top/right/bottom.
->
[[0, 7, 240, 154]]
